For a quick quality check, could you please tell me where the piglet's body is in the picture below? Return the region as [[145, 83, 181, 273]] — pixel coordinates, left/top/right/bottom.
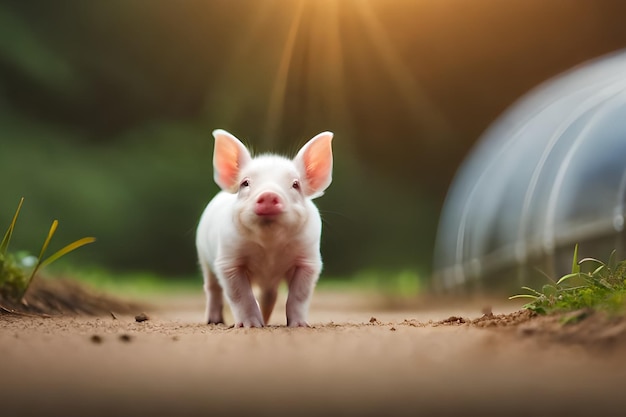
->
[[196, 129, 333, 327]]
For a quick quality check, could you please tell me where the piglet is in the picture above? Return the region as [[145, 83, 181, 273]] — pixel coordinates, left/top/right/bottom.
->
[[196, 129, 334, 327]]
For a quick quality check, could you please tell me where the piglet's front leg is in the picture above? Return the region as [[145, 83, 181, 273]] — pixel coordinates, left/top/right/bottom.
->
[[286, 265, 319, 327], [217, 263, 264, 328]]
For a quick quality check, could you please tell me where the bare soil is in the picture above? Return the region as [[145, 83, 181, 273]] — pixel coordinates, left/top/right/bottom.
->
[[2, 280, 626, 417]]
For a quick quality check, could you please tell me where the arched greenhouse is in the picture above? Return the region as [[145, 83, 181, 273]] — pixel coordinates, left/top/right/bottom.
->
[[434, 49, 626, 292]]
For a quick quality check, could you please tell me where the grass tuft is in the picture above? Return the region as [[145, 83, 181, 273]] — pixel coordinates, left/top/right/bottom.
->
[[510, 244, 626, 315], [0, 198, 95, 301]]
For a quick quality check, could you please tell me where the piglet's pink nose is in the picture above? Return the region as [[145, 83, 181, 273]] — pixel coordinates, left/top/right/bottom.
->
[[254, 192, 284, 216]]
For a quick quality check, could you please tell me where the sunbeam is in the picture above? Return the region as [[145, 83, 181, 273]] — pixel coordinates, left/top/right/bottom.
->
[[265, 0, 306, 143], [351, 1, 450, 137], [206, 0, 452, 148]]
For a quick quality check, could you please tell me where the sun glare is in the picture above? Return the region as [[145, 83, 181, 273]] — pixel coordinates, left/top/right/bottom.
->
[[209, 0, 448, 144]]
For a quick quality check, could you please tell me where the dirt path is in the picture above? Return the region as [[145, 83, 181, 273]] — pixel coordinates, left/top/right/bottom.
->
[[2, 290, 625, 417]]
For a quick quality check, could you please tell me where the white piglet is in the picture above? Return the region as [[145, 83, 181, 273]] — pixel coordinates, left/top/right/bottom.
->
[[196, 129, 334, 328]]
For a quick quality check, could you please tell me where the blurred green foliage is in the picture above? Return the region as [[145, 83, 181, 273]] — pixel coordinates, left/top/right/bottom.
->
[[3, 0, 624, 284], [0, 1, 438, 280]]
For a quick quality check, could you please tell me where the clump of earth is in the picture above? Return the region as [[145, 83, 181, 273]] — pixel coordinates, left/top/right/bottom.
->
[[0, 278, 141, 317]]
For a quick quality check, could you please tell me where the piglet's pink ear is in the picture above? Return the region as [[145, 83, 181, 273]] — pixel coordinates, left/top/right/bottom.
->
[[212, 129, 252, 193], [294, 131, 334, 198]]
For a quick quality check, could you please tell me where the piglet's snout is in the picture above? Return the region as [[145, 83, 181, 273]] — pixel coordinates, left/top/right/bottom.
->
[[254, 191, 284, 216]]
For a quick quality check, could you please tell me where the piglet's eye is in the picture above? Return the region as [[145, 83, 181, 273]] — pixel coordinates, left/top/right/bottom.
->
[[292, 180, 301, 190], [240, 179, 250, 188]]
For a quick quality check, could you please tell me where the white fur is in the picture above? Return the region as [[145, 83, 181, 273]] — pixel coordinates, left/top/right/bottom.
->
[[196, 130, 333, 327]]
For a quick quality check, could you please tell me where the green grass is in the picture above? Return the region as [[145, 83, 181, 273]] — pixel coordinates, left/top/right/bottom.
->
[[66, 268, 421, 299], [0, 198, 95, 301], [60, 266, 200, 298], [319, 269, 422, 296], [510, 245, 626, 315]]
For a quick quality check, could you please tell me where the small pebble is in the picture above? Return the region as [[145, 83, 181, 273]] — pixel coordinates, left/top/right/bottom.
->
[[90, 335, 103, 344], [135, 313, 149, 322]]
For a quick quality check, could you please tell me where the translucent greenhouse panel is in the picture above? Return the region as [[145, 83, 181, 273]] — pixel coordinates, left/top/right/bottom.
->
[[434, 49, 626, 291]]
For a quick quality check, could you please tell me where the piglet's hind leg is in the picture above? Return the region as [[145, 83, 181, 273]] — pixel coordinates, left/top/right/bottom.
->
[[260, 287, 278, 325], [204, 269, 224, 324]]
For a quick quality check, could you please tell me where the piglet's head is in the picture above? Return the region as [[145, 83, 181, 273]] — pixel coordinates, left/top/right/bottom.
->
[[212, 129, 333, 230]]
